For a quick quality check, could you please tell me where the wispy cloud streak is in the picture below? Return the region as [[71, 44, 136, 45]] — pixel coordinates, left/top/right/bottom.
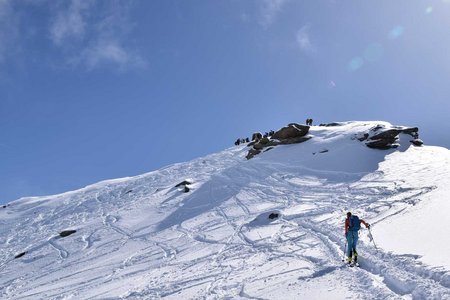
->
[[50, 0, 90, 46], [259, 0, 290, 28], [49, 0, 145, 71], [296, 25, 314, 53]]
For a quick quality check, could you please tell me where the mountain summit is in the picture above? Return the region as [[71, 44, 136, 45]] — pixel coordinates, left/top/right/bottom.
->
[[1, 121, 449, 299]]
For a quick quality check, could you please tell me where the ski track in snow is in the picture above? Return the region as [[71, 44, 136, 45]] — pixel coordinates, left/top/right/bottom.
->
[[1, 122, 450, 299]]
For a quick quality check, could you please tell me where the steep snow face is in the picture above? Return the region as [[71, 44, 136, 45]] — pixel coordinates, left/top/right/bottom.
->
[[371, 145, 450, 269], [1, 121, 450, 299]]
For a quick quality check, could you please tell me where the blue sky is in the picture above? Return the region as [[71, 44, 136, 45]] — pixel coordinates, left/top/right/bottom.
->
[[1, 0, 450, 204]]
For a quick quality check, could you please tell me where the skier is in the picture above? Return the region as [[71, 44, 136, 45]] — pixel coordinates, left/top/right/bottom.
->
[[345, 212, 370, 265]]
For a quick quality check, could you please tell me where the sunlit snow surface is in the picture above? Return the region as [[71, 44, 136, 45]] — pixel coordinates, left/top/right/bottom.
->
[[1, 121, 450, 299]]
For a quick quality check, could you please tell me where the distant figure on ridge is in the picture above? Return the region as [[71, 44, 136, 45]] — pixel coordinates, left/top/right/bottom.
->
[[344, 212, 370, 266], [252, 132, 262, 141]]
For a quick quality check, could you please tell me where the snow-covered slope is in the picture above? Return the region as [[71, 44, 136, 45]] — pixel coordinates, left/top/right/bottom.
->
[[1, 121, 450, 299]]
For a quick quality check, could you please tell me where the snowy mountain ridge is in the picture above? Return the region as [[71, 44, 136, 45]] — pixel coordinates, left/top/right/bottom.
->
[[1, 121, 450, 299]]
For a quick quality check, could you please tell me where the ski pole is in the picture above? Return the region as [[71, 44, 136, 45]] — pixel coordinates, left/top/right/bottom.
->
[[368, 227, 377, 249], [342, 240, 347, 261]]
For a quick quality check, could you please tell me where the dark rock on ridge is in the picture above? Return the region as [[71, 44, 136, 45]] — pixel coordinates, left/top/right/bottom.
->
[[259, 137, 270, 145], [410, 139, 423, 146], [272, 123, 309, 140], [366, 139, 399, 150], [246, 148, 261, 160], [253, 142, 264, 150], [246, 123, 311, 159], [402, 127, 419, 138], [364, 125, 421, 150], [319, 122, 343, 127]]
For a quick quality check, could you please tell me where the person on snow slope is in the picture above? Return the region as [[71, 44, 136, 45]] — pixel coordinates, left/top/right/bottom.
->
[[345, 212, 370, 264]]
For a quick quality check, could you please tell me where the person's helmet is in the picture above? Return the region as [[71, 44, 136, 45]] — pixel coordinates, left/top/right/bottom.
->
[[346, 212, 352, 218]]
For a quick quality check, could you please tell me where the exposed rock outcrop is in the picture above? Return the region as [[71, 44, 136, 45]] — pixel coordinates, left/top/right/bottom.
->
[[410, 139, 424, 146], [260, 137, 270, 145], [272, 123, 309, 141], [246, 123, 311, 159], [246, 148, 261, 160], [364, 125, 421, 149], [245, 121, 421, 158], [402, 127, 419, 138]]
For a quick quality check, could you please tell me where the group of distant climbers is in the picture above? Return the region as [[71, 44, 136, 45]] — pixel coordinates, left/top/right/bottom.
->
[[305, 118, 314, 126], [234, 137, 250, 146], [234, 130, 275, 146]]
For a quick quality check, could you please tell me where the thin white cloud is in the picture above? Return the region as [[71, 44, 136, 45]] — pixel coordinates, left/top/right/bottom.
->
[[296, 25, 314, 53], [259, 0, 290, 28], [76, 39, 145, 71], [50, 0, 90, 45], [49, 0, 145, 71]]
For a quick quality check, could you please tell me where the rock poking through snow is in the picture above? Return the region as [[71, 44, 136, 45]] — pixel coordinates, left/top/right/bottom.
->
[[411, 139, 424, 146], [60, 230, 77, 238], [246, 123, 311, 159], [14, 252, 27, 259], [364, 125, 420, 150], [175, 180, 192, 187], [268, 213, 279, 220]]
